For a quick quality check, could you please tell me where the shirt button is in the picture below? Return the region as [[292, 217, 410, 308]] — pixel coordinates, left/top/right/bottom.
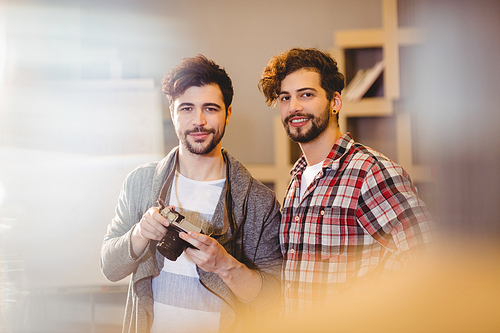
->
[[295, 216, 299, 221], [320, 210, 325, 216], [290, 249, 295, 254]]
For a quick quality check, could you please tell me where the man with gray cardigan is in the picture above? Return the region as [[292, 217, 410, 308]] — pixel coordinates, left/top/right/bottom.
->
[[100, 55, 282, 333]]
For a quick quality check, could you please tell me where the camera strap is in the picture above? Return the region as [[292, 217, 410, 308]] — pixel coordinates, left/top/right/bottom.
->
[[156, 150, 231, 238]]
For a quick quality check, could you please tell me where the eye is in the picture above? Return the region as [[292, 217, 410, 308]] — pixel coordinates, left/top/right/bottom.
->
[[301, 92, 314, 98], [280, 95, 291, 102], [180, 106, 193, 112], [204, 107, 219, 113]]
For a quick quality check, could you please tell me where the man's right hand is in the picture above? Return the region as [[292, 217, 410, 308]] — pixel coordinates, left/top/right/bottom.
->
[[130, 206, 173, 258]]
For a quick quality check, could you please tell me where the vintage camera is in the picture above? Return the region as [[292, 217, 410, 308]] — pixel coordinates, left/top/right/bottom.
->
[[157, 207, 202, 261]]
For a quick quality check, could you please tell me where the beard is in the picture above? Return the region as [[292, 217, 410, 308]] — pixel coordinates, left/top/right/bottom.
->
[[178, 125, 225, 155], [282, 104, 331, 143]]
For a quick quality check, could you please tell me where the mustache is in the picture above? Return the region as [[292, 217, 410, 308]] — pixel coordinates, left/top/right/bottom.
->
[[185, 127, 215, 135]]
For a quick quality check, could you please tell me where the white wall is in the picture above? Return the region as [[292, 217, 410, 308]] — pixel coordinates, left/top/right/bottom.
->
[[0, 80, 165, 289]]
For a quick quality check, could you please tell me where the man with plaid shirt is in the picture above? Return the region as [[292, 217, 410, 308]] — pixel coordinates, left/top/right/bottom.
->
[[259, 48, 433, 315]]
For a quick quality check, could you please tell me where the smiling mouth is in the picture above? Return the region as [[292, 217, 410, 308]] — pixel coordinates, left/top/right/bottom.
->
[[186, 128, 213, 141], [288, 117, 310, 127]]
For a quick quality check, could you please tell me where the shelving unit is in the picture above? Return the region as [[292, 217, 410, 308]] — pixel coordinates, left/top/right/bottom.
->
[[330, 0, 431, 184]]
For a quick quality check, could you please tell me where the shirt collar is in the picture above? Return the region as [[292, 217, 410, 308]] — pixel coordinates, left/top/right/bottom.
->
[[290, 132, 354, 176]]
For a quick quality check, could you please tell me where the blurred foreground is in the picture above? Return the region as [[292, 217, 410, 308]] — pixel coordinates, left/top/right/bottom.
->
[[262, 239, 500, 333], [3, 238, 499, 332]]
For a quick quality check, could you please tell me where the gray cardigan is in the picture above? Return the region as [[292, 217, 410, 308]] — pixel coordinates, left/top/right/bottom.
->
[[100, 147, 283, 332]]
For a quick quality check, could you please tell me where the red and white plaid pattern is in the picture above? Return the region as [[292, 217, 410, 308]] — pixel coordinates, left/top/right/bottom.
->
[[280, 133, 433, 315]]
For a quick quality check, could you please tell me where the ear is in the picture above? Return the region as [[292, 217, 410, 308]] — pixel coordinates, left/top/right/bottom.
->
[[225, 105, 232, 125], [169, 104, 174, 119], [330, 91, 342, 112]]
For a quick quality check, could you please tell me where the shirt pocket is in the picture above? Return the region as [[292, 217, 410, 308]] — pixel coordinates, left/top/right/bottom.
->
[[303, 206, 345, 257], [320, 206, 346, 257]]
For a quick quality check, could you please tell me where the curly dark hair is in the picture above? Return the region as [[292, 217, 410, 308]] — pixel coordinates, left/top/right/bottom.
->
[[258, 48, 345, 107], [162, 55, 233, 112]]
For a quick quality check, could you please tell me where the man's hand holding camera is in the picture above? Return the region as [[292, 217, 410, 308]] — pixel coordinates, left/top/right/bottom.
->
[[131, 206, 171, 258], [179, 227, 262, 302], [180, 231, 235, 274]]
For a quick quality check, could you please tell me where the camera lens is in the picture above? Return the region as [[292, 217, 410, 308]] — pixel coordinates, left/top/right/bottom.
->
[[156, 226, 188, 261]]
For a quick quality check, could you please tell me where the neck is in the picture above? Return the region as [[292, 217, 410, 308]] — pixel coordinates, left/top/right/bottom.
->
[[300, 125, 342, 166], [177, 145, 226, 181]]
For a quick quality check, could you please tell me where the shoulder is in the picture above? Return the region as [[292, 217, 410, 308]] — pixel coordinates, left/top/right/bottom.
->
[[349, 142, 392, 165], [124, 161, 159, 187], [348, 142, 408, 177], [122, 148, 178, 198], [345, 145, 419, 205], [125, 147, 178, 185], [248, 177, 279, 209], [224, 150, 279, 210]]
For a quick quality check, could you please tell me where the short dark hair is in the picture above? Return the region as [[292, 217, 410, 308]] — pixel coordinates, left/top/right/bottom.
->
[[162, 55, 234, 112], [258, 48, 345, 106]]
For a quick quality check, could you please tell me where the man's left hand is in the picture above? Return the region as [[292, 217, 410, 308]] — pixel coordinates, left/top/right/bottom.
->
[[179, 231, 238, 276]]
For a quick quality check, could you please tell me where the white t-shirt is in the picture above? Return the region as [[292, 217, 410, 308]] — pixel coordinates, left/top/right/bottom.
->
[[299, 161, 323, 201], [151, 171, 225, 333]]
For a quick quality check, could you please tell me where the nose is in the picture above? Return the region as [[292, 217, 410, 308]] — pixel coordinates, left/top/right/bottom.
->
[[289, 96, 303, 113], [192, 108, 207, 127]]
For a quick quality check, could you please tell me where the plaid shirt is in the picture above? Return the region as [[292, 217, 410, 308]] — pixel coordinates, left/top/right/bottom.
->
[[280, 133, 433, 315]]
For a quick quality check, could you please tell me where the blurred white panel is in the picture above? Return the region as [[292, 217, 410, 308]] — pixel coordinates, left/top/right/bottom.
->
[[0, 79, 164, 289]]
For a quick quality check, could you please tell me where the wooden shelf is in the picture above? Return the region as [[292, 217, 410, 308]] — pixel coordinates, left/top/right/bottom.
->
[[335, 29, 384, 48], [341, 97, 393, 117], [334, 27, 425, 48]]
